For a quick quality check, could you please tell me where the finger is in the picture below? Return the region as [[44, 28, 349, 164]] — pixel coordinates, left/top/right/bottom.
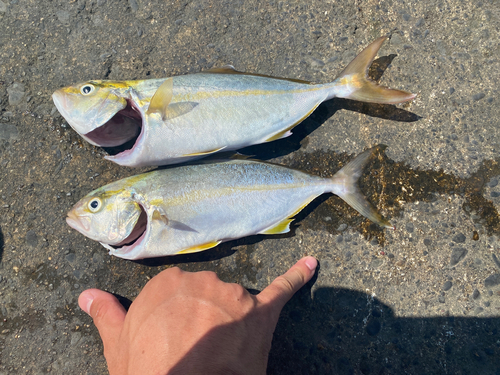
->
[[257, 256, 317, 313], [79, 289, 127, 348]]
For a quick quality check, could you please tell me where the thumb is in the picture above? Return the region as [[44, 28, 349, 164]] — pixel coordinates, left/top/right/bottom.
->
[[79, 289, 126, 349], [257, 256, 317, 315]]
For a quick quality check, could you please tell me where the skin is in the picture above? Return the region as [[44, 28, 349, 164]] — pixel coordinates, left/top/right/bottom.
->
[[78, 256, 318, 375]]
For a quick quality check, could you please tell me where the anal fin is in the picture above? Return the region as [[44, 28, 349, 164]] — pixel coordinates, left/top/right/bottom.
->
[[259, 196, 317, 235], [183, 146, 226, 157], [259, 218, 294, 235], [176, 240, 222, 254]]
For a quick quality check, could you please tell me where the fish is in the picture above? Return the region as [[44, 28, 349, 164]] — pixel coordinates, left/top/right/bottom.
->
[[53, 37, 416, 167], [66, 147, 392, 260]]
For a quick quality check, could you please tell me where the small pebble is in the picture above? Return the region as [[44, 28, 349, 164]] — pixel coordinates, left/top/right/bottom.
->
[[26, 230, 38, 247], [492, 254, 500, 270], [442, 281, 452, 291], [452, 233, 466, 243], [128, 0, 138, 11], [472, 92, 485, 101], [484, 273, 500, 287], [472, 289, 480, 299], [450, 247, 467, 266]]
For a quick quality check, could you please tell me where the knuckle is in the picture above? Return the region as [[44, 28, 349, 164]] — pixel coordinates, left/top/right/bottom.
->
[[92, 300, 113, 324], [200, 270, 220, 282]]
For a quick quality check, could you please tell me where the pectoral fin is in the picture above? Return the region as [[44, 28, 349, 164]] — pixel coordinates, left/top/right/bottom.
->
[[147, 78, 173, 118], [152, 209, 169, 225], [164, 102, 198, 120], [147, 78, 198, 121], [176, 240, 222, 254]]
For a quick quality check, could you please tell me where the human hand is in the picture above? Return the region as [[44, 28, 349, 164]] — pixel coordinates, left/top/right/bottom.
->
[[78, 256, 318, 375]]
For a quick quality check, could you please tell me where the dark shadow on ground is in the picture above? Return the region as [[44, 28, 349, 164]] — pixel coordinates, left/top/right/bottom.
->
[[240, 98, 420, 161], [268, 285, 500, 374]]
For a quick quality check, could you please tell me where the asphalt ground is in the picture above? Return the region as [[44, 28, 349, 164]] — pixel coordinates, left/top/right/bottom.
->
[[0, 0, 499, 373]]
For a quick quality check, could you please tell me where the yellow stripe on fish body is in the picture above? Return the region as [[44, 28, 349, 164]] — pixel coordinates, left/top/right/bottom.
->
[[52, 37, 416, 168], [67, 149, 392, 260]]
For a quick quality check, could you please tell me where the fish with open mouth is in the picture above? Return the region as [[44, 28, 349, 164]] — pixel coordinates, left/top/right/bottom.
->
[[53, 37, 416, 167], [66, 147, 391, 260]]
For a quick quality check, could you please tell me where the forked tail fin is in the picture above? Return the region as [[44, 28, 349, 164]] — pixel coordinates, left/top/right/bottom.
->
[[330, 147, 393, 229], [330, 36, 416, 104]]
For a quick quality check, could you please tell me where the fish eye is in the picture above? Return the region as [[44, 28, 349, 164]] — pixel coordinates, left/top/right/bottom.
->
[[80, 84, 95, 96], [88, 198, 102, 212]]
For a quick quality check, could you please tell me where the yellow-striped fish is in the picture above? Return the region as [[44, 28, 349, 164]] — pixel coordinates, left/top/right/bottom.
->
[[53, 37, 415, 167], [66, 147, 391, 260]]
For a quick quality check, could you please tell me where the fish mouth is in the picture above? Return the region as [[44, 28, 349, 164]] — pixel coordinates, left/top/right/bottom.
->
[[105, 204, 148, 254], [83, 99, 144, 153], [66, 211, 91, 233]]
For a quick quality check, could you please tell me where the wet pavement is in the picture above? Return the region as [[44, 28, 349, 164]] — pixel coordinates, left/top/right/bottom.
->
[[0, 0, 499, 373]]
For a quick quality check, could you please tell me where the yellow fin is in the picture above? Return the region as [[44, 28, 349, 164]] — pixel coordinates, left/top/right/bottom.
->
[[183, 146, 226, 157], [152, 209, 168, 225], [176, 240, 222, 254], [260, 195, 318, 235], [163, 102, 198, 120], [146, 78, 173, 118], [336, 36, 416, 104], [205, 65, 312, 84], [265, 127, 294, 142], [260, 218, 294, 235]]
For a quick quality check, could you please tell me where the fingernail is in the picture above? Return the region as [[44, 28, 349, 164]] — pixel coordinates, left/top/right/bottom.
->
[[79, 291, 94, 315], [304, 256, 318, 272]]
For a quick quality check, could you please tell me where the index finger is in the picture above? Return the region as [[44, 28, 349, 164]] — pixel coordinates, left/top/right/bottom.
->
[[257, 256, 317, 314]]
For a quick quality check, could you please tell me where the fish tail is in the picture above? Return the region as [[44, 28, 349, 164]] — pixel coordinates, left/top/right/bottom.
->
[[330, 147, 393, 229], [327, 36, 416, 104]]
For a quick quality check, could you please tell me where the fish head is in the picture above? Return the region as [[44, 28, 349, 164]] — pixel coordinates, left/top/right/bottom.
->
[[52, 81, 143, 147], [66, 188, 146, 246]]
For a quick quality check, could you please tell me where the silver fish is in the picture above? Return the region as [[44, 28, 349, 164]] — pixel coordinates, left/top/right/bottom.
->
[[66, 148, 391, 260], [53, 37, 415, 167]]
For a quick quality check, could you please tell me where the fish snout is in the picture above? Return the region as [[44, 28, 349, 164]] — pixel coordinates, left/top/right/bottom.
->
[[52, 89, 67, 108], [66, 210, 91, 233]]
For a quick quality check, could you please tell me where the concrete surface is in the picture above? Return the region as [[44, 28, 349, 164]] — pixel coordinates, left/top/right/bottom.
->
[[0, 0, 499, 373]]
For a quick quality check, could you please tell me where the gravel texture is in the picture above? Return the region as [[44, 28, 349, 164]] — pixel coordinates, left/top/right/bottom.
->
[[0, 0, 499, 374]]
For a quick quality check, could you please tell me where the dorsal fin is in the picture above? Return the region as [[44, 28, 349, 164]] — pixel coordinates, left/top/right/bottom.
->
[[205, 65, 312, 84]]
